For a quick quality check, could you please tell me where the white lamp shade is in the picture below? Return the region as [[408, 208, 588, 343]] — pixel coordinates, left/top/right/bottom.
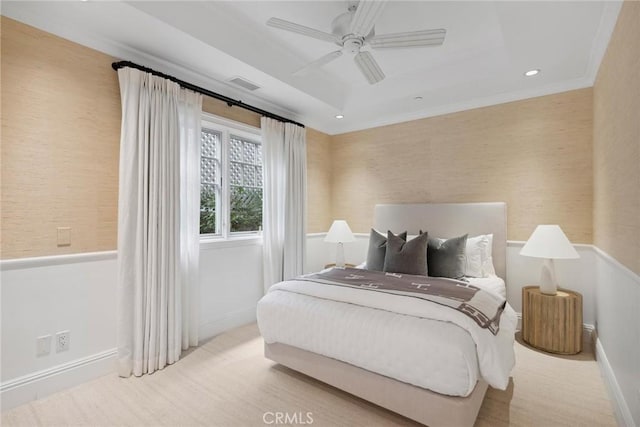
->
[[324, 220, 355, 243], [520, 225, 579, 259]]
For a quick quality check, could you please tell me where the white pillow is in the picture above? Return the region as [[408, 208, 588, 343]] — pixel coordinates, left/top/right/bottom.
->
[[481, 234, 496, 277], [464, 235, 489, 277], [463, 234, 498, 277], [482, 256, 497, 276]]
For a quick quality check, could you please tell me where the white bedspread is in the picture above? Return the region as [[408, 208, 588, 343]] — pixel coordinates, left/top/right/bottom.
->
[[257, 278, 516, 396]]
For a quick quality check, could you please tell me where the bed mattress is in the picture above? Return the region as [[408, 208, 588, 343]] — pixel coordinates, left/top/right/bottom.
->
[[257, 275, 514, 397]]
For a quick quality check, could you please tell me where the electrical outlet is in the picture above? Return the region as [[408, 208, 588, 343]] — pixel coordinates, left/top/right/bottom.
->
[[57, 227, 71, 247], [36, 335, 52, 357], [56, 330, 70, 352]]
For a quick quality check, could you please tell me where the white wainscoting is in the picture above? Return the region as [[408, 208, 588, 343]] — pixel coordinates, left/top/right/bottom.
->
[[0, 240, 265, 411], [1, 252, 118, 410], [198, 239, 264, 340], [594, 247, 640, 427]]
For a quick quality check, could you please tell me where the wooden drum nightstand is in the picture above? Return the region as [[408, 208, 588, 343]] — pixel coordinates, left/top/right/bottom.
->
[[522, 286, 583, 354]]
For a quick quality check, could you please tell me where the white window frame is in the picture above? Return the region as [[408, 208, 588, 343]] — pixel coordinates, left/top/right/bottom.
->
[[200, 113, 262, 243]]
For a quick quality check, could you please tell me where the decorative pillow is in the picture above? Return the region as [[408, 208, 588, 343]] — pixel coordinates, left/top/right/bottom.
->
[[366, 229, 407, 271], [427, 234, 468, 279], [464, 234, 491, 277], [481, 234, 496, 277], [383, 231, 429, 276]]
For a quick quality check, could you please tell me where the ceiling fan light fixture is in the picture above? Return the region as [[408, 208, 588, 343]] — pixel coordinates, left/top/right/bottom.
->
[[524, 69, 540, 77]]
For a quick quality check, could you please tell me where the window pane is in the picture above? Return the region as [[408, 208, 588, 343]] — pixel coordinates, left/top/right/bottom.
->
[[200, 129, 221, 235], [200, 185, 218, 235], [201, 130, 218, 158], [243, 141, 256, 163], [201, 157, 218, 185], [243, 164, 256, 187], [230, 186, 262, 233], [230, 134, 262, 233], [230, 138, 243, 162]]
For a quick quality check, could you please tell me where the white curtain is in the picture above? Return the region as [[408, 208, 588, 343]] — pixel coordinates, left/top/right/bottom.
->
[[116, 67, 202, 377], [261, 117, 307, 292]]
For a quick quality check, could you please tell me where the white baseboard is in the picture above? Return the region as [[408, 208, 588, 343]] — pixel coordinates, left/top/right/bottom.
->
[[595, 338, 635, 427], [0, 348, 117, 411], [199, 307, 257, 342]]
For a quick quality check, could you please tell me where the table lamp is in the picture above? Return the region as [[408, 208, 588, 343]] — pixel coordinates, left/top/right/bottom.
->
[[520, 225, 579, 295], [324, 220, 355, 268]]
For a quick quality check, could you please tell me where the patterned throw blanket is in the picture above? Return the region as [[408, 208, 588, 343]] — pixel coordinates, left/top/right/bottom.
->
[[298, 268, 506, 335]]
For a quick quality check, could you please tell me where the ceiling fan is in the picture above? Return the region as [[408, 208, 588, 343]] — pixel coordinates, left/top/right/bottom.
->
[[266, 1, 446, 85]]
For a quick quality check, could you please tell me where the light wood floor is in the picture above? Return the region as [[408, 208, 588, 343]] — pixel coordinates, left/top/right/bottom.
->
[[2, 323, 616, 426]]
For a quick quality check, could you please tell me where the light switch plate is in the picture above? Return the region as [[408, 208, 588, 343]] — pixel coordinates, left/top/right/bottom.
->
[[57, 227, 71, 246], [36, 335, 52, 357]]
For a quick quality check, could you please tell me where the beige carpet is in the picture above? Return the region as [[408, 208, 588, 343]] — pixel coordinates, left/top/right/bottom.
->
[[2, 324, 616, 426]]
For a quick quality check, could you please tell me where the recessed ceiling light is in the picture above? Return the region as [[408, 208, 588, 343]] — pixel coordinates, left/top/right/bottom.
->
[[335, 114, 344, 119], [524, 69, 540, 77], [414, 96, 423, 101]]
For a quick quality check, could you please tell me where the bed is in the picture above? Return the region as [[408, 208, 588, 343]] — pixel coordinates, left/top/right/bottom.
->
[[257, 203, 516, 426]]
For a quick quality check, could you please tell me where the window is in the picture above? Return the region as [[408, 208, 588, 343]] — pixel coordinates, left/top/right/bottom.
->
[[200, 116, 262, 237]]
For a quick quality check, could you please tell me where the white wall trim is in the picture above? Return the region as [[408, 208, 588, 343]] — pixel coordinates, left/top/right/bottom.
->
[[0, 251, 117, 271], [199, 236, 263, 251], [595, 338, 635, 427], [0, 349, 117, 411], [593, 245, 640, 285], [306, 232, 326, 238], [331, 77, 594, 135], [584, 0, 624, 85]]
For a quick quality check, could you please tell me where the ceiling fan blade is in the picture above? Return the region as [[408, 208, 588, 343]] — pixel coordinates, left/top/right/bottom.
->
[[267, 18, 338, 44], [370, 29, 446, 49], [293, 51, 343, 76], [354, 51, 385, 84], [350, 1, 387, 37]]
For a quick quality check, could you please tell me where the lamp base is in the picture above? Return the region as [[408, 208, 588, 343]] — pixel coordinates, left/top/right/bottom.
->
[[335, 242, 345, 268], [539, 258, 558, 295]]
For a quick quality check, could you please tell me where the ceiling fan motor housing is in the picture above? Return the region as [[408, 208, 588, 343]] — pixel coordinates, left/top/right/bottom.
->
[[331, 10, 374, 54], [343, 38, 363, 54]]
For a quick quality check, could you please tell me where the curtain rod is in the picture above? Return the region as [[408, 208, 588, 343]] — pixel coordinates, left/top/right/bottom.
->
[[111, 61, 305, 128]]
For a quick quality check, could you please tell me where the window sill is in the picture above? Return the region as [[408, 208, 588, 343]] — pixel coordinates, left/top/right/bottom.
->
[[200, 235, 263, 250]]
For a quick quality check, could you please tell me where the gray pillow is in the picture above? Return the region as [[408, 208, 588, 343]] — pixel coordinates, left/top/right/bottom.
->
[[366, 229, 407, 271], [383, 231, 429, 276], [427, 234, 468, 279]]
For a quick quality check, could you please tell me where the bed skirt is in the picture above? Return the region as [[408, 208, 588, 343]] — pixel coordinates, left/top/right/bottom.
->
[[265, 342, 488, 427]]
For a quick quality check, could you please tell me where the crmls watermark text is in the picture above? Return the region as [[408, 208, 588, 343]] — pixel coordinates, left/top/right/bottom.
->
[[262, 411, 314, 425]]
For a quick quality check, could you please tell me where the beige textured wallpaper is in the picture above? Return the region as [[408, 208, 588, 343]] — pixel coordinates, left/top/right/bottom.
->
[[1, 17, 121, 259], [0, 18, 330, 259], [306, 128, 333, 233], [202, 97, 261, 129], [330, 89, 594, 243], [593, 1, 640, 275]]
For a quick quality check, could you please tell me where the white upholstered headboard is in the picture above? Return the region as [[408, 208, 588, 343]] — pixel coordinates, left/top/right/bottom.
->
[[374, 203, 507, 279]]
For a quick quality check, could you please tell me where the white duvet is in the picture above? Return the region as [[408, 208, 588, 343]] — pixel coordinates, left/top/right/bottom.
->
[[257, 276, 516, 397]]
